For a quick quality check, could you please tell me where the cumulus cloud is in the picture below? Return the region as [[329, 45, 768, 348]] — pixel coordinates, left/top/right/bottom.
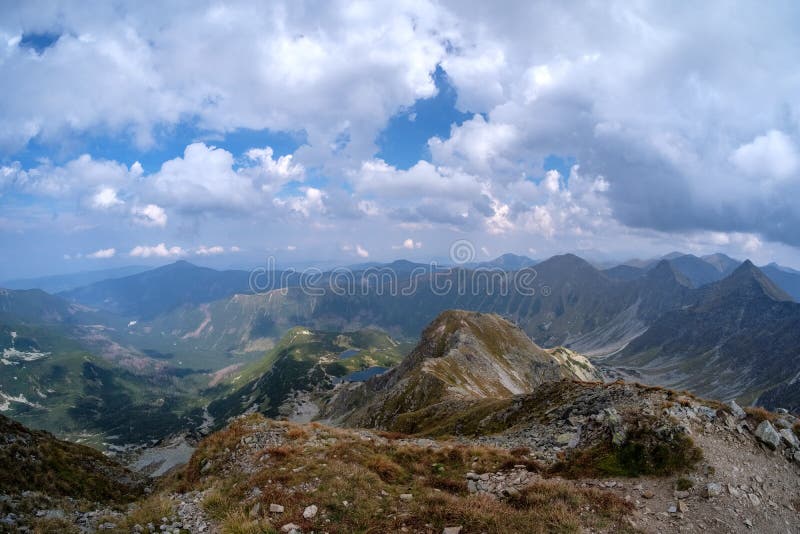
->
[[730, 130, 799, 180], [129, 243, 185, 258], [131, 204, 168, 227], [393, 238, 422, 250], [195, 245, 225, 256], [87, 247, 116, 259], [151, 143, 257, 212], [90, 187, 124, 209], [0, 2, 448, 163], [273, 187, 326, 216], [3, 1, 800, 271]]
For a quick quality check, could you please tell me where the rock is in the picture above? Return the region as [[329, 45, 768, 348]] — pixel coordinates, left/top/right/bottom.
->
[[677, 500, 688, 513], [555, 433, 575, 446], [754, 420, 781, 450], [399, 493, 413, 501], [200, 460, 213, 474], [270, 504, 285, 513], [696, 406, 717, 420], [776, 408, 788, 414], [249, 502, 261, 518], [281, 523, 301, 533], [642, 491, 655, 499], [467, 480, 477, 493], [774, 417, 793, 429], [667, 503, 677, 514], [704, 483, 722, 498], [747, 493, 761, 506], [727, 400, 746, 419], [303, 505, 318, 519], [443, 527, 463, 534], [674, 490, 690, 499], [779, 428, 799, 449]]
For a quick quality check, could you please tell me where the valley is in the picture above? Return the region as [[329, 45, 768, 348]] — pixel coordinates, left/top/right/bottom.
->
[[1, 253, 800, 532]]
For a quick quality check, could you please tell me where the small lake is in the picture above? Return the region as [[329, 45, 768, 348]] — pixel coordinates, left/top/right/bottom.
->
[[342, 366, 388, 382], [338, 348, 361, 359]]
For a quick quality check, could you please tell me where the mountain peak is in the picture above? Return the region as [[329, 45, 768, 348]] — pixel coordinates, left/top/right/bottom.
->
[[645, 259, 693, 287], [328, 309, 601, 428], [714, 260, 793, 302]]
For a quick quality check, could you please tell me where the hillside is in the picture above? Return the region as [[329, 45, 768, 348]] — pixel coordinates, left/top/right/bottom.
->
[[0, 413, 144, 531], [206, 327, 410, 425], [59, 261, 254, 319], [608, 261, 800, 406], [54, 382, 800, 533], [324, 310, 601, 430]]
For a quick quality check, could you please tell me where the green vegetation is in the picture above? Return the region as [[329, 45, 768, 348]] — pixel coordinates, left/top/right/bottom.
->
[[0, 414, 144, 502], [551, 421, 702, 479], [206, 327, 410, 422]]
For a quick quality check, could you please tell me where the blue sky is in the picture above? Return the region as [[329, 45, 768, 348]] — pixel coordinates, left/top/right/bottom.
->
[[2, 1, 800, 279]]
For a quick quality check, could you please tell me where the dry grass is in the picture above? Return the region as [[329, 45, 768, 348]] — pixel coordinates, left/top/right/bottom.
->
[[117, 495, 174, 530], [744, 406, 777, 423], [171, 416, 637, 533]]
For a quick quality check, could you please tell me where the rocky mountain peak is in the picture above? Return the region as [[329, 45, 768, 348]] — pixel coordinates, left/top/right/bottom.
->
[[325, 310, 601, 428], [713, 260, 793, 303]]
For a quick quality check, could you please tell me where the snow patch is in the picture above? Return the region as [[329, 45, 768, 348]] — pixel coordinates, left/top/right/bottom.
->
[[0, 390, 43, 411]]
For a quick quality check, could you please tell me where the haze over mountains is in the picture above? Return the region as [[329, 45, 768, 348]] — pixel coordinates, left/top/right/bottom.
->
[[3, 252, 800, 532], [2, 248, 800, 445]]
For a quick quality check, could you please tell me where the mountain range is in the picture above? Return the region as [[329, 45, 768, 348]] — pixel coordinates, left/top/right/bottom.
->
[[2, 250, 800, 448]]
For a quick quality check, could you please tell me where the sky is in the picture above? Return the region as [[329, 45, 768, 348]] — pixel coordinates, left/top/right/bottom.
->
[[2, 0, 800, 278]]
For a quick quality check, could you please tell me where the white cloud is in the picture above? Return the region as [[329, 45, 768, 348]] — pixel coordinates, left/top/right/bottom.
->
[[273, 187, 326, 216], [129, 243, 185, 258], [356, 244, 370, 258], [393, 238, 422, 250], [151, 143, 257, 212], [88, 247, 116, 259], [230, 245, 241, 252], [246, 147, 305, 189], [195, 245, 225, 256], [131, 204, 168, 227], [730, 130, 799, 180], [0, 2, 449, 163], [428, 115, 518, 177], [90, 187, 124, 209]]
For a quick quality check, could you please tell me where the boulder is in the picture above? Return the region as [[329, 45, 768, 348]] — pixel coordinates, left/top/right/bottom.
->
[[727, 400, 746, 420], [269, 504, 285, 514], [779, 428, 799, 449], [754, 420, 781, 450], [302, 505, 318, 519], [704, 483, 722, 498]]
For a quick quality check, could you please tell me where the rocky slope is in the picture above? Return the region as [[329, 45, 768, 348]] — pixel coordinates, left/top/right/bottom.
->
[[608, 261, 800, 407], [323, 310, 602, 430], [0, 413, 145, 531], [49, 382, 799, 533]]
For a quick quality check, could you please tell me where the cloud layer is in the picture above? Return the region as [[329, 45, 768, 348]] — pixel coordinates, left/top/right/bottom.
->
[[2, 0, 800, 276]]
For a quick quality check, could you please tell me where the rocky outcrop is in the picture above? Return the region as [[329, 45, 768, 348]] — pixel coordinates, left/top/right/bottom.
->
[[323, 310, 601, 429]]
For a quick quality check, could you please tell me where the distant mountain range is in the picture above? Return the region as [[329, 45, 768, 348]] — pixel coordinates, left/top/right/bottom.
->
[[3, 250, 800, 446], [58, 260, 254, 319], [1, 265, 150, 293], [607, 261, 800, 410], [604, 252, 800, 301]]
